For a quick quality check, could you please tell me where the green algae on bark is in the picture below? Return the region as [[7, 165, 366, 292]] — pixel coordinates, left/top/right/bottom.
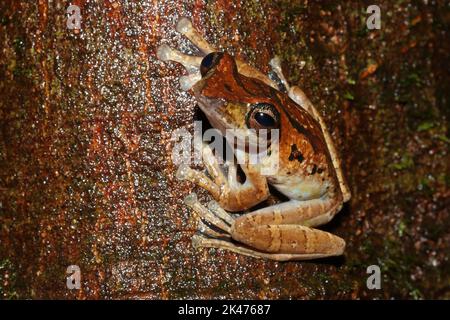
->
[[0, 0, 449, 299]]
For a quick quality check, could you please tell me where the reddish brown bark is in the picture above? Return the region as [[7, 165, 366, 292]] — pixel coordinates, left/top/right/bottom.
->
[[0, 1, 448, 299]]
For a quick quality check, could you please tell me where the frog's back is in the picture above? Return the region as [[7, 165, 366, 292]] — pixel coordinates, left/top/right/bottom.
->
[[266, 93, 341, 201], [232, 71, 342, 201]]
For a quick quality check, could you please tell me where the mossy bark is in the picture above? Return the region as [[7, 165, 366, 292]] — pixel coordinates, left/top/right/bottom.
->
[[0, 1, 449, 299]]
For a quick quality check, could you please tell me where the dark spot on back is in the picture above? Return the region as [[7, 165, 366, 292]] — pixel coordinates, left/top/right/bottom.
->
[[288, 144, 304, 163], [224, 84, 232, 92]]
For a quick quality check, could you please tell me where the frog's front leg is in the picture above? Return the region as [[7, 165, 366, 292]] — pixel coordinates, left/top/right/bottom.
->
[[157, 17, 279, 90], [186, 195, 345, 261], [177, 143, 270, 212]]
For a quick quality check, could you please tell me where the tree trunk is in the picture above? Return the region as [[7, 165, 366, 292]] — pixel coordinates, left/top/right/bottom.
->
[[0, 0, 448, 299]]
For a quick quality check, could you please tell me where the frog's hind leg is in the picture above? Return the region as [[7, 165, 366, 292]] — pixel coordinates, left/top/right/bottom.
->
[[184, 193, 232, 235], [192, 232, 341, 261], [269, 56, 351, 202], [185, 194, 345, 261], [185, 194, 339, 261], [176, 18, 216, 54], [184, 193, 234, 240]]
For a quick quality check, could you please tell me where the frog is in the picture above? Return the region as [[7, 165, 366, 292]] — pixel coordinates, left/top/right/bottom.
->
[[157, 17, 351, 261]]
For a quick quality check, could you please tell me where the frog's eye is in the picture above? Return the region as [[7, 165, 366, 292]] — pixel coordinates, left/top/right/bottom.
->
[[246, 103, 280, 130], [200, 52, 224, 77]]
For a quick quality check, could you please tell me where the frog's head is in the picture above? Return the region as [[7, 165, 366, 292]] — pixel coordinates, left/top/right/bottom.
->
[[193, 52, 283, 149]]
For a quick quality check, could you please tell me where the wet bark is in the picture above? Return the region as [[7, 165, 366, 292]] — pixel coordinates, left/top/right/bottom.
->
[[0, 1, 449, 299]]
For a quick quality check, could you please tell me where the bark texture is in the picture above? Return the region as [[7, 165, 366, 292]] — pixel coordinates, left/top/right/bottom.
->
[[0, 1, 449, 299]]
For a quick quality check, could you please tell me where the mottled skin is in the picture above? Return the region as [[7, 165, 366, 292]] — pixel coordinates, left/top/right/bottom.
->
[[195, 54, 336, 201], [157, 18, 350, 261]]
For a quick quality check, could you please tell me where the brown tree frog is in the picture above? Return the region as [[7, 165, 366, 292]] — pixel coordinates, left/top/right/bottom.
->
[[157, 18, 351, 261]]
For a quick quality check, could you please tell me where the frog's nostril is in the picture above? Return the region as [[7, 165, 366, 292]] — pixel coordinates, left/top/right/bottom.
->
[[200, 52, 223, 77]]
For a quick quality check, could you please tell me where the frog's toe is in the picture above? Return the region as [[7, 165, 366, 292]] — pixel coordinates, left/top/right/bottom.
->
[[197, 220, 231, 239], [176, 164, 222, 200], [184, 194, 231, 234], [191, 233, 206, 249], [269, 56, 282, 69], [190, 234, 267, 260], [207, 200, 235, 225], [180, 73, 201, 91], [201, 144, 227, 186], [156, 44, 172, 62], [183, 192, 198, 206], [175, 17, 215, 55], [176, 164, 190, 181], [156, 44, 202, 74], [192, 233, 232, 250], [176, 17, 193, 34], [269, 56, 290, 92]]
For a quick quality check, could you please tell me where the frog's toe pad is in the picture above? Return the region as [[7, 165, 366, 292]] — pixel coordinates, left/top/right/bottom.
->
[[191, 234, 204, 249], [176, 164, 190, 180], [176, 17, 193, 34], [192, 233, 223, 250], [207, 200, 235, 225], [180, 74, 201, 91], [269, 56, 282, 69], [183, 193, 198, 206], [156, 44, 173, 62]]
